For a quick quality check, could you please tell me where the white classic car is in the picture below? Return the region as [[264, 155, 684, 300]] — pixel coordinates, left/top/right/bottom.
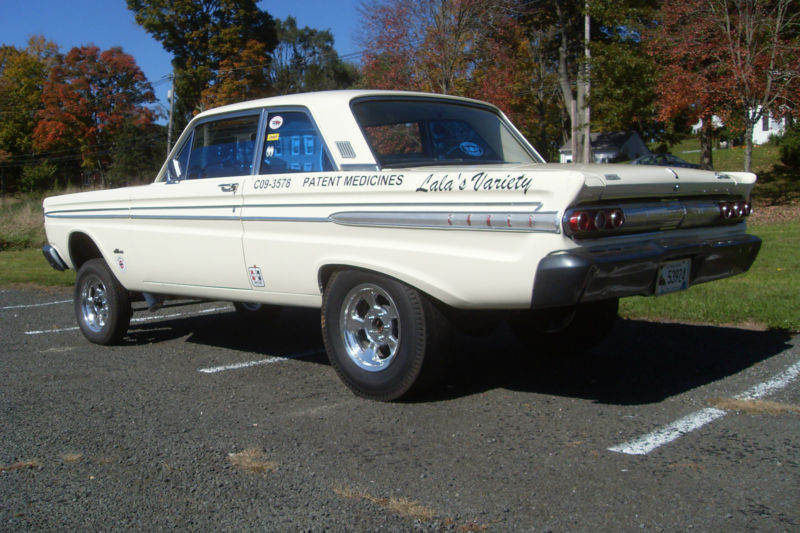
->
[[42, 90, 761, 400]]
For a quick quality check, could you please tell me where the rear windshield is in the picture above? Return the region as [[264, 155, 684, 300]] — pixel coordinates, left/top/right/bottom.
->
[[351, 98, 543, 168]]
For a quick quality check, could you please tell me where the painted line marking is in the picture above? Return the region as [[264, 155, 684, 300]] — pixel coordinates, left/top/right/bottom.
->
[[198, 350, 324, 374], [1, 299, 71, 310], [24, 306, 232, 335], [609, 358, 800, 455]]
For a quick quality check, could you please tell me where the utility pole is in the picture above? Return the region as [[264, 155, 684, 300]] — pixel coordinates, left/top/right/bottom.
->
[[166, 73, 176, 155], [583, 0, 591, 164]]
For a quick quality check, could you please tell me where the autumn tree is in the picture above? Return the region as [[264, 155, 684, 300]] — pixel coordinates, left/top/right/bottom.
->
[[33, 45, 156, 185], [127, 0, 278, 122], [648, 0, 800, 171], [199, 38, 272, 108], [358, 0, 665, 162], [359, 0, 499, 95], [0, 37, 59, 193]]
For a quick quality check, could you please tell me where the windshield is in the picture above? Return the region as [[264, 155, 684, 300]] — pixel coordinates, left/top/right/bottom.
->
[[351, 98, 543, 168]]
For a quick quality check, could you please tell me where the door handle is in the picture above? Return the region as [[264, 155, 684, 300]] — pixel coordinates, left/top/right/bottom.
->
[[218, 183, 238, 193]]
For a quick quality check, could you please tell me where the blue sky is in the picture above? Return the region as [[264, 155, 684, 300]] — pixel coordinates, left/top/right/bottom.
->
[[0, 0, 364, 114]]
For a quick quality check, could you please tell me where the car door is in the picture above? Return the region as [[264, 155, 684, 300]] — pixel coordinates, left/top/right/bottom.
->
[[240, 108, 335, 302], [126, 112, 261, 293]]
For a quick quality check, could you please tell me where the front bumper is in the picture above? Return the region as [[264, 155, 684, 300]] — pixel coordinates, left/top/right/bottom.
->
[[531, 233, 761, 309], [42, 244, 68, 271]]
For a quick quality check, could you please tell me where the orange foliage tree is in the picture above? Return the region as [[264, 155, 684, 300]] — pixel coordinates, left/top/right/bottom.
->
[[358, 0, 553, 151], [648, 0, 800, 171], [33, 45, 156, 181]]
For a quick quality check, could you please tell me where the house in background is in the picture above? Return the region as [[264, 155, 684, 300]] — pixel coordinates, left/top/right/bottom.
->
[[752, 113, 788, 144], [692, 108, 789, 145], [559, 131, 650, 163]]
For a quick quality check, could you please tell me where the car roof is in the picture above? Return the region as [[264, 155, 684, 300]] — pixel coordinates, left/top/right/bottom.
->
[[193, 90, 498, 120]]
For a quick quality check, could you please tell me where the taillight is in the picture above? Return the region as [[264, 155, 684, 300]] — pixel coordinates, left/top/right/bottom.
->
[[566, 208, 625, 236], [569, 211, 592, 232], [719, 201, 752, 220]]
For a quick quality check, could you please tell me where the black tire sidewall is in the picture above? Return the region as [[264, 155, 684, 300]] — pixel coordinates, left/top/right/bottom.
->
[[322, 271, 428, 401], [74, 258, 131, 345]]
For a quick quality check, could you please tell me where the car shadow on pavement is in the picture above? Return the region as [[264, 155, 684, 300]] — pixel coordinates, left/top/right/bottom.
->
[[122, 306, 794, 406], [124, 305, 329, 362], [433, 319, 795, 405]]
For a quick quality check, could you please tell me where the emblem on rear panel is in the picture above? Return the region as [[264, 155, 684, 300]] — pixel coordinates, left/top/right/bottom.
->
[[116, 256, 126, 272], [248, 266, 265, 287]]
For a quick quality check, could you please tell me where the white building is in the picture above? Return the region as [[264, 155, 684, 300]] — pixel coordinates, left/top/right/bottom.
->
[[692, 109, 787, 145]]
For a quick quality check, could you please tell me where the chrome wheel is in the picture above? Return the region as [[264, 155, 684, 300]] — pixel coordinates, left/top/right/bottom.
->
[[74, 258, 131, 345], [322, 270, 451, 400], [340, 283, 401, 372], [80, 275, 109, 333]]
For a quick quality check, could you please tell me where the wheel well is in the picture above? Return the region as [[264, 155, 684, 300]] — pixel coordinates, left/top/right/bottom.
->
[[318, 264, 347, 294], [68, 232, 103, 270], [317, 264, 449, 311]]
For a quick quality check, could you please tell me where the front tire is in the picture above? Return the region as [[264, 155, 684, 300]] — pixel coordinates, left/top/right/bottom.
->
[[321, 270, 450, 401], [233, 302, 281, 322], [74, 258, 131, 345]]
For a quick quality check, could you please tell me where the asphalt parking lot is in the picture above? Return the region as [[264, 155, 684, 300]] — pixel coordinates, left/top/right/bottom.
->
[[2, 287, 798, 532]]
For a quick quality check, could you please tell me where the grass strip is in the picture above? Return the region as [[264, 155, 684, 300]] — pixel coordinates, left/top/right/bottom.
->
[[619, 220, 800, 332], [0, 248, 75, 287]]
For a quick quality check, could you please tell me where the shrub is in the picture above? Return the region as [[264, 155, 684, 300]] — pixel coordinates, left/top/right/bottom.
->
[[20, 161, 57, 193], [779, 123, 800, 168]]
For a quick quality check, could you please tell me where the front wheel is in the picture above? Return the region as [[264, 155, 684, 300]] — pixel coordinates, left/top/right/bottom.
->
[[74, 258, 131, 345], [321, 271, 450, 401]]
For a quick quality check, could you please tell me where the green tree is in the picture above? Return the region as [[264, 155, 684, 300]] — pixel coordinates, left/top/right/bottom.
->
[[106, 120, 166, 186], [0, 37, 59, 193], [19, 160, 57, 193], [516, 1, 664, 158], [127, 0, 278, 122], [587, 1, 662, 141], [269, 16, 359, 95]]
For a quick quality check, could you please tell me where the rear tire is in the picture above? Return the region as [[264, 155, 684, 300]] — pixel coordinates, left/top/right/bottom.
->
[[321, 270, 450, 401], [510, 298, 619, 356], [74, 258, 131, 345]]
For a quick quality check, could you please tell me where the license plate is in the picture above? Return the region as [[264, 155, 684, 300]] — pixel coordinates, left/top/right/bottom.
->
[[656, 259, 691, 295]]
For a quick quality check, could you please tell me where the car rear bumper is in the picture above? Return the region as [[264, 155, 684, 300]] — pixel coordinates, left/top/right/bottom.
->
[[531, 233, 761, 309]]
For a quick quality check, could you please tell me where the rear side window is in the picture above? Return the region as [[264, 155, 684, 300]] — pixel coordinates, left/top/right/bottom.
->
[[352, 98, 542, 168], [185, 114, 260, 179], [261, 111, 333, 174]]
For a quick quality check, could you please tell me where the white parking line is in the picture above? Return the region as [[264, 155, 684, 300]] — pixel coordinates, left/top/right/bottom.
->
[[198, 350, 323, 374], [25, 325, 81, 335], [1, 299, 71, 310], [24, 306, 232, 335], [609, 358, 800, 455]]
